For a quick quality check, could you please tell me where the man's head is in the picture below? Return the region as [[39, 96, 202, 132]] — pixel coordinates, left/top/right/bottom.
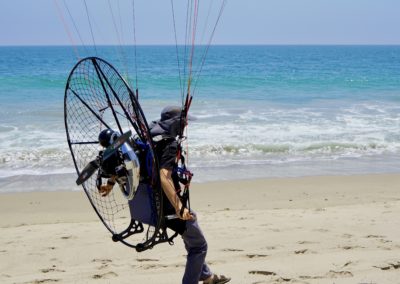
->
[[160, 105, 195, 121]]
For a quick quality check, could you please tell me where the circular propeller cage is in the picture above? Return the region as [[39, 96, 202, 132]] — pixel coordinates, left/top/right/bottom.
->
[[64, 57, 165, 251]]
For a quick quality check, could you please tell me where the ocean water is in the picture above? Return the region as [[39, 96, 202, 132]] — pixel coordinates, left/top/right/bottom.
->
[[0, 45, 399, 192]]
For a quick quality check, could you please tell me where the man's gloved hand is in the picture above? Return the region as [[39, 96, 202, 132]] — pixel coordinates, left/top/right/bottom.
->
[[177, 207, 195, 221], [99, 183, 113, 197]]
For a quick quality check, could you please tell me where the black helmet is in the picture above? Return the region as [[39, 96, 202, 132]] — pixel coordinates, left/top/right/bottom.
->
[[98, 129, 119, 147]]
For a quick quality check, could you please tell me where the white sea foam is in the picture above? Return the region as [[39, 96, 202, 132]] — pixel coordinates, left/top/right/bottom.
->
[[184, 101, 400, 170], [0, 100, 399, 187]]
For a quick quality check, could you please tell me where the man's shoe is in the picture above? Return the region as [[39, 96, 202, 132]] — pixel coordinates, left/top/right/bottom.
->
[[203, 274, 231, 284]]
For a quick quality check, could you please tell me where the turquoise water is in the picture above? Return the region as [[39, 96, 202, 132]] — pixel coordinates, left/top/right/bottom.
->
[[0, 45, 399, 192]]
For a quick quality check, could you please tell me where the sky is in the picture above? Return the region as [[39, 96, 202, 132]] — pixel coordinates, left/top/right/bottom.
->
[[0, 0, 399, 46]]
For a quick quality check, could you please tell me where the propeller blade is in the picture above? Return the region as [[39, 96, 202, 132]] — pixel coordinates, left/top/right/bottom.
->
[[103, 130, 132, 161], [76, 159, 100, 185]]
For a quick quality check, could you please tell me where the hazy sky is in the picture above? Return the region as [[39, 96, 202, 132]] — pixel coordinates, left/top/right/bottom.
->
[[0, 0, 399, 45]]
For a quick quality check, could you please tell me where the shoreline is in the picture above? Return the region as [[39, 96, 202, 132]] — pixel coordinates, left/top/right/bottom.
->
[[1, 173, 399, 227], [1, 165, 400, 192], [1, 173, 400, 283]]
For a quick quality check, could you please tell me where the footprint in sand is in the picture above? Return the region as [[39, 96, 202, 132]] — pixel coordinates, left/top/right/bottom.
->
[[60, 235, 75, 240], [299, 275, 324, 280], [340, 245, 364, 250], [294, 249, 309, 254], [137, 258, 160, 262], [92, 258, 112, 264], [30, 279, 60, 283], [274, 276, 292, 282], [142, 264, 169, 270], [40, 268, 66, 273], [92, 258, 113, 269], [365, 234, 385, 239], [339, 261, 355, 268], [373, 261, 400, 271], [246, 254, 268, 259], [300, 270, 353, 280], [297, 240, 316, 245], [249, 270, 276, 276], [325, 270, 353, 278], [249, 271, 292, 282], [92, 272, 118, 279], [222, 248, 244, 252]]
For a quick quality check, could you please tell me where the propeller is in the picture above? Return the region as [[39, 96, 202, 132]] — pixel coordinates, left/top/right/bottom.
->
[[76, 159, 101, 185], [75, 130, 132, 185]]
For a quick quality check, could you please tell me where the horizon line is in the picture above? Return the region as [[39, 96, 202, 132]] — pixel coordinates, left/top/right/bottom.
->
[[1, 43, 400, 47]]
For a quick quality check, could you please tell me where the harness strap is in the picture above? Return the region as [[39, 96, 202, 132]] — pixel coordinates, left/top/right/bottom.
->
[[167, 230, 179, 245]]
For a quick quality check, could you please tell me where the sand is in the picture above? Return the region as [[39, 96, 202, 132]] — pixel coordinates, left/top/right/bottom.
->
[[1, 174, 400, 283]]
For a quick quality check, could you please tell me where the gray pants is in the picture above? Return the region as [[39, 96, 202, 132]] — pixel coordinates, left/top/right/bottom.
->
[[182, 212, 212, 284]]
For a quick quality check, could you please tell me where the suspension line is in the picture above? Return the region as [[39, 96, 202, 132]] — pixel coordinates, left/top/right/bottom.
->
[[53, 0, 80, 59], [83, 0, 98, 55]]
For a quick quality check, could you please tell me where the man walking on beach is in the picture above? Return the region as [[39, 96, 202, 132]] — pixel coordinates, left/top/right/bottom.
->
[[98, 106, 230, 284], [148, 106, 230, 284]]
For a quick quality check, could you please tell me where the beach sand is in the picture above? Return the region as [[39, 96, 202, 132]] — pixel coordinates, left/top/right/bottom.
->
[[1, 174, 400, 283]]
